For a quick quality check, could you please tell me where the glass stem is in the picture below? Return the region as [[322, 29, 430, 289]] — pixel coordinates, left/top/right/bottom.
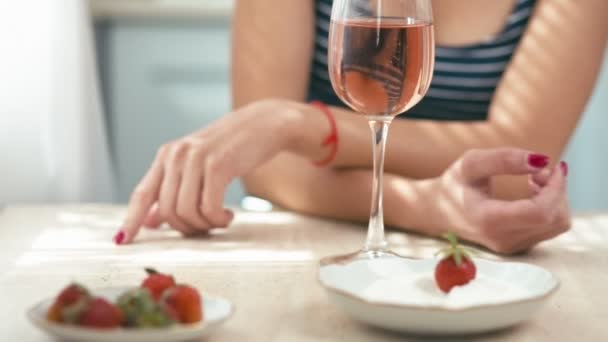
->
[[364, 117, 392, 252]]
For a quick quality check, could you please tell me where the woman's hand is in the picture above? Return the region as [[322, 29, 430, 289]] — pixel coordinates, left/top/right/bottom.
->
[[114, 99, 305, 244], [434, 148, 570, 254]]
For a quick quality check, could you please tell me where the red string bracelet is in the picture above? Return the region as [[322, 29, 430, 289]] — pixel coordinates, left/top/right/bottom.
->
[[310, 100, 339, 167]]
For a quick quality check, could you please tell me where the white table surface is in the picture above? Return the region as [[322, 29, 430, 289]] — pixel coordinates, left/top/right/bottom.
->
[[1, 205, 607, 341]]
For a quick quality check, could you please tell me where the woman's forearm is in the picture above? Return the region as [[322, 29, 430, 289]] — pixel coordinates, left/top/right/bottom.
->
[[274, 99, 546, 201], [288, 100, 567, 174], [243, 151, 444, 237]]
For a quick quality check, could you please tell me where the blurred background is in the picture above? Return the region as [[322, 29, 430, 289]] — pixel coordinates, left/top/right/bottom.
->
[[0, 0, 606, 210]]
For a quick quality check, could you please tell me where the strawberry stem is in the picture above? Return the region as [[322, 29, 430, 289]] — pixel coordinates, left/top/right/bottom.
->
[[454, 249, 463, 265], [437, 232, 472, 266], [442, 232, 459, 247], [144, 267, 158, 275]]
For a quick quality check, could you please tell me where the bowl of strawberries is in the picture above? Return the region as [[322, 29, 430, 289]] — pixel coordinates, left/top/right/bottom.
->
[[27, 269, 233, 342]]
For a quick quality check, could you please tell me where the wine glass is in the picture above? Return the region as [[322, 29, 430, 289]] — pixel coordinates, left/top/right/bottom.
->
[[325, 0, 434, 262]]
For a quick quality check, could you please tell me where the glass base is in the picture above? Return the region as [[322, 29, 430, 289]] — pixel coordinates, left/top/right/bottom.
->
[[320, 248, 405, 266]]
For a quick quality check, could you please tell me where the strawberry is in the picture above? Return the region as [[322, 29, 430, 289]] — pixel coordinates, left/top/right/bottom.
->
[[160, 301, 180, 322], [434, 232, 477, 293], [117, 288, 175, 328], [78, 297, 124, 328], [161, 285, 203, 324], [46, 283, 90, 322], [141, 268, 176, 301], [47, 305, 63, 322]]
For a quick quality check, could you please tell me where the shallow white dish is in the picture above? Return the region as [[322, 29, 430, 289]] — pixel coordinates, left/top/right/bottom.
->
[[318, 255, 559, 335], [27, 287, 234, 342]]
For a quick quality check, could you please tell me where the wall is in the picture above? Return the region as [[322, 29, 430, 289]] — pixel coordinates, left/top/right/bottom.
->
[[564, 53, 608, 210]]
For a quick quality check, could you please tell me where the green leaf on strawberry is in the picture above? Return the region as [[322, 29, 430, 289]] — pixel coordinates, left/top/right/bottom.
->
[[435, 232, 477, 266], [116, 288, 175, 328], [61, 296, 90, 324]]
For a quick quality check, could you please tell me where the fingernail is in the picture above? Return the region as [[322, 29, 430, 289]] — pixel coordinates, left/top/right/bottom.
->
[[528, 153, 549, 168], [560, 161, 568, 176], [113, 230, 125, 245]]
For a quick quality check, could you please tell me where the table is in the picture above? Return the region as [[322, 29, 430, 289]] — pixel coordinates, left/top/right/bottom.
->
[[0, 205, 607, 341]]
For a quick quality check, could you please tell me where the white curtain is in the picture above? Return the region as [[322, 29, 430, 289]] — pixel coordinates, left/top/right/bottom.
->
[[0, 0, 114, 203]]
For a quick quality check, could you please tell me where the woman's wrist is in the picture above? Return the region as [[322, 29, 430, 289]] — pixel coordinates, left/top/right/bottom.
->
[[385, 175, 452, 238], [242, 98, 306, 152], [425, 172, 479, 244], [263, 98, 335, 163]]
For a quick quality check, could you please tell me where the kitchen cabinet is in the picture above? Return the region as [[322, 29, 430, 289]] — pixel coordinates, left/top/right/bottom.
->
[[95, 18, 245, 204]]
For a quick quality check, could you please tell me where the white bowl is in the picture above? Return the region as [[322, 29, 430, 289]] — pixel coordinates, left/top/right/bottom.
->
[[318, 255, 559, 335], [27, 287, 234, 342]]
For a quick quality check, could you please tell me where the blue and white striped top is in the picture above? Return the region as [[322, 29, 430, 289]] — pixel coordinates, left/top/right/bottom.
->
[[307, 0, 537, 121]]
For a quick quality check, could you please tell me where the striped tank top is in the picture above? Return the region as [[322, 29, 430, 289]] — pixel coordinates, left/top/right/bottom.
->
[[308, 0, 536, 121]]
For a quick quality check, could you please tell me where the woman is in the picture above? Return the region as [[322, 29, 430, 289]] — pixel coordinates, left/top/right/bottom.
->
[[114, 0, 607, 253]]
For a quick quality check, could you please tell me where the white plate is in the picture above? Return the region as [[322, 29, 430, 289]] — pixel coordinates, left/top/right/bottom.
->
[[318, 255, 559, 335], [27, 287, 234, 342]]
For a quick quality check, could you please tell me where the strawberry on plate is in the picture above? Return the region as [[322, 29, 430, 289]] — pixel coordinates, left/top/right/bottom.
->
[[434, 232, 477, 293], [78, 297, 124, 329], [141, 268, 176, 301], [161, 285, 203, 324], [46, 283, 90, 323], [117, 288, 176, 328]]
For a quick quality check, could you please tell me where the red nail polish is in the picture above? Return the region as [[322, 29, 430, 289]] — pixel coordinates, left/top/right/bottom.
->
[[113, 231, 125, 245], [560, 161, 568, 176], [528, 154, 549, 168]]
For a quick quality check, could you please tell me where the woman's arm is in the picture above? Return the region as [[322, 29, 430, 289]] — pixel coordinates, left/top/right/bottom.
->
[[235, 0, 608, 200], [247, 148, 569, 254], [246, 152, 441, 236]]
